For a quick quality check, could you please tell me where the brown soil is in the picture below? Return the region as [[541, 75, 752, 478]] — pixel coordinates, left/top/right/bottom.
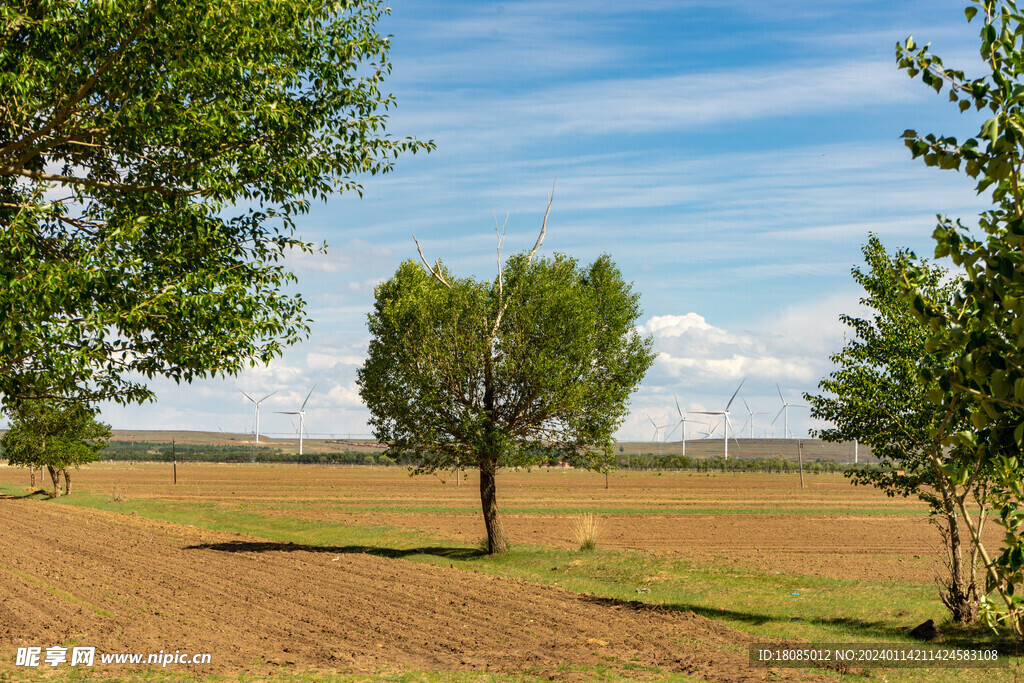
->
[[0, 497, 828, 681]]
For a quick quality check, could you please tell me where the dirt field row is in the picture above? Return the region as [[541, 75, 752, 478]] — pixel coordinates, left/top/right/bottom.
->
[[0, 497, 830, 681]]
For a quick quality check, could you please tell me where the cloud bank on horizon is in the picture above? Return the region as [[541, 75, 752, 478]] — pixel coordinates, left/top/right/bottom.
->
[[88, 1, 994, 443]]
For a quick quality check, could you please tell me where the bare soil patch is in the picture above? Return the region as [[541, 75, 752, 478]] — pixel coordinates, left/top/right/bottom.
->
[[0, 498, 828, 680]]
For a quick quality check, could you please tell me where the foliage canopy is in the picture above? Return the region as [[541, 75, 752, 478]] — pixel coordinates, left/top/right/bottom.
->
[[0, 0, 430, 405]]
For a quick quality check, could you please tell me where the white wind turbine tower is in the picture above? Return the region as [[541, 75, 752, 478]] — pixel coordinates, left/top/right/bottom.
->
[[276, 385, 316, 456], [666, 395, 705, 457], [771, 383, 807, 439], [740, 399, 769, 439], [240, 389, 277, 445], [693, 378, 745, 459]]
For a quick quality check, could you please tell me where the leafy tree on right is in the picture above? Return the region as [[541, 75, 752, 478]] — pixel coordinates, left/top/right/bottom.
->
[[806, 236, 986, 623], [898, 0, 1024, 636]]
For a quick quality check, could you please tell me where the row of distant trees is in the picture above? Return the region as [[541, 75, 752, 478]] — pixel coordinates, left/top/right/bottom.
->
[[8, 436, 870, 475]]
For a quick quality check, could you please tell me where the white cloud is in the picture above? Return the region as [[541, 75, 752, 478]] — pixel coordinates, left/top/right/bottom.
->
[[326, 383, 364, 409], [305, 351, 366, 370], [617, 295, 862, 440]]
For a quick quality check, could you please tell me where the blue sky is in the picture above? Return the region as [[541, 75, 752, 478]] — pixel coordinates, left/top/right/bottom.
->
[[97, 0, 992, 442]]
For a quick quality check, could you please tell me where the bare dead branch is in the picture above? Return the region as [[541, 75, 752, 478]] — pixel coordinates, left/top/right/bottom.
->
[[412, 234, 452, 289], [527, 178, 556, 263], [490, 182, 556, 339], [494, 210, 508, 302]]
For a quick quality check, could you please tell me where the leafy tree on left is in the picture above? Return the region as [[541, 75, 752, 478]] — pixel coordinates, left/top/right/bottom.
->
[[0, 0, 431, 405], [1, 400, 111, 497]]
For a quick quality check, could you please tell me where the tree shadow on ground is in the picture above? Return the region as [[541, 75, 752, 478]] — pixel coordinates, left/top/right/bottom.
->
[[0, 489, 50, 500], [580, 595, 1023, 655], [184, 539, 485, 561]]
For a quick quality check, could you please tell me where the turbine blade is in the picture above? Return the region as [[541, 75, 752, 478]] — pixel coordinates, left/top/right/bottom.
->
[[301, 384, 317, 411], [674, 394, 682, 417], [275, 411, 300, 415], [770, 406, 785, 425], [258, 390, 278, 404], [777, 383, 786, 404], [726, 378, 746, 411], [742, 398, 751, 414], [240, 390, 256, 403], [647, 415, 658, 429]]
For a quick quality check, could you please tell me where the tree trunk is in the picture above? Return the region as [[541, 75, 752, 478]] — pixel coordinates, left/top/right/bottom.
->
[[479, 458, 508, 553], [29, 467, 34, 487], [46, 465, 60, 498], [63, 469, 71, 496], [939, 490, 978, 623]]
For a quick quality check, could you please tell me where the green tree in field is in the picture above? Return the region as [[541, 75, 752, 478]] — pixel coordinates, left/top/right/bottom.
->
[[358, 215, 655, 553], [2, 399, 111, 496], [0, 0, 430, 407], [805, 236, 986, 622], [897, 0, 1024, 636]]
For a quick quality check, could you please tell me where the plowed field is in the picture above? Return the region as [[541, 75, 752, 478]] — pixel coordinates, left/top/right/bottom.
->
[[0, 496, 827, 681]]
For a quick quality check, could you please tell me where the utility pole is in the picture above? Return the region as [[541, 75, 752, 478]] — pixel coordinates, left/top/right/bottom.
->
[[172, 439, 177, 484], [798, 440, 804, 489]]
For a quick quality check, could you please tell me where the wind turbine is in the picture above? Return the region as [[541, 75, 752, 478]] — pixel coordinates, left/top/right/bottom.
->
[[771, 383, 807, 439], [276, 385, 316, 456], [646, 415, 666, 456], [739, 399, 769, 439], [240, 389, 277, 445], [693, 379, 745, 459], [667, 395, 705, 457]]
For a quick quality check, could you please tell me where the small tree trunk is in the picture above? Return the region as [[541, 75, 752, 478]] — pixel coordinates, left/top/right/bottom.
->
[[941, 494, 978, 623], [30, 467, 35, 487], [479, 458, 508, 553], [47, 465, 60, 498], [63, 469, 71, 496]]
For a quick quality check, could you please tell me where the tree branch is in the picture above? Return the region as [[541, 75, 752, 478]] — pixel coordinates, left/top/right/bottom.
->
[[0, 166, 186, 196], [412, 234, 452, 289], [527, 178, 555, 263]]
